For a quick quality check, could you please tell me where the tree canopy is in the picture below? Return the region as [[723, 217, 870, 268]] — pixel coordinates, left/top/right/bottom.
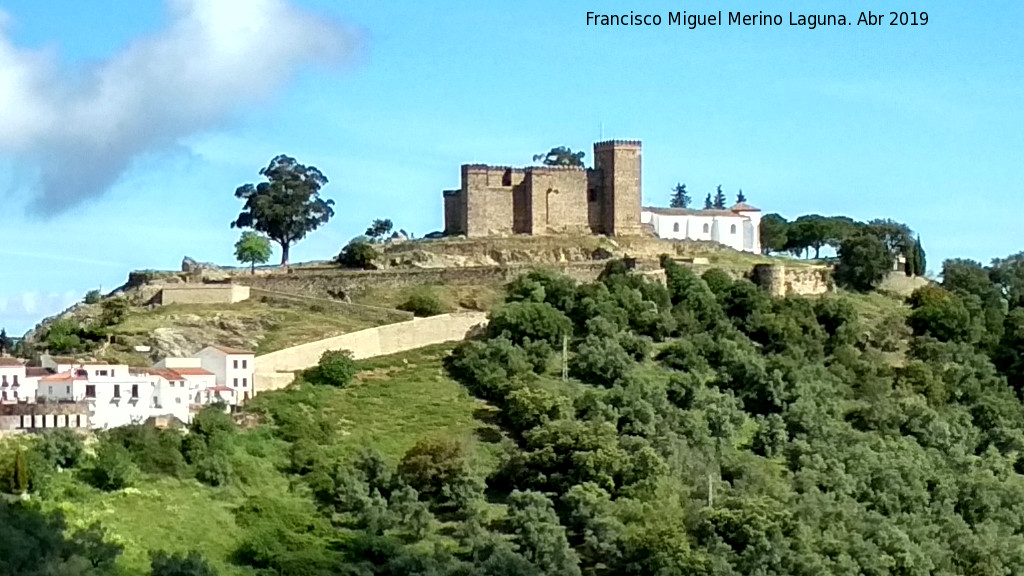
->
[[233, 231, 272, 274], [668, 183, 690, 209], [231, 155, 334, 267], [365, 218, 394, 242], [712, 185, 727, 209], [533, 147, 585, 167]]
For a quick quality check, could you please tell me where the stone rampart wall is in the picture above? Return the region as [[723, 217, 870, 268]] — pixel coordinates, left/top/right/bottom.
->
[[159, 284, 250, 305], [255, 311, 488, 392]]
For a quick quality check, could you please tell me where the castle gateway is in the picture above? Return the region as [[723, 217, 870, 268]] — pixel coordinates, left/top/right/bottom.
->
[[443, 140, 643, 238]]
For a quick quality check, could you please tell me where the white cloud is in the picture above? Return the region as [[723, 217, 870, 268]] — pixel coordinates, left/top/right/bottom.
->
[[0, 0, 359, 214]]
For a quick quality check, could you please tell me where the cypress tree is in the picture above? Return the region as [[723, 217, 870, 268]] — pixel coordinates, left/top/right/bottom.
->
[[13, 448, 29, 494], [713, 185, 727, 209], [737, 189, 747, 203], [669, 183, 690, 208], [915, 235, 927, 277], [704, 193, 713, 210]]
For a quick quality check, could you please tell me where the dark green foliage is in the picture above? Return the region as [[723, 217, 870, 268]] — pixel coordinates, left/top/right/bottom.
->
[[570, 335, 633, 387], [336, 237, 379, 269], [12, 448, 29, 494], [397, 290, 445, 317], [150, 550, 218, 576], [104, 425, 187, 477], [194, 452, 232, 487], [0, 501, 122, 576], [445, 336, 532, 401], [397, 438, 470, 500], [488, 302, 572, 347], [506, 269, 578, 314], [231, 154, 334, 267], [307, 349, 358, 387], [72, 522, 123, 571], [364, 218, 394, 242], [99, 297, 130, 326], [907, 285, 982, 344], [83, 290, 102, 304], [703, 193, 713, 210], [669, 183, 690, 208], [533, 146, 585, 167], [784, 214, 858, 259], [506, 490, 582, 576], [712, 185, 727, 209], [835, 232, 892, 291], [701, 268, 733, 297], [759, 213, 788, 255], [86, 442, 138, 491], [38, 429, 85, 469]]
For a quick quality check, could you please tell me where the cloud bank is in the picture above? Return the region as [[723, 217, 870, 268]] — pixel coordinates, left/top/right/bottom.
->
[[0, 0, 357, 215]]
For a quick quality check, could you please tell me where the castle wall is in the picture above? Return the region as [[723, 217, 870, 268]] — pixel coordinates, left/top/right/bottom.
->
[[524, 168, 590, 234], [159, 284, 250, 305], [752, 264, 832, 297], [443, 189, 465, 235], [593, 140, 643, 236], [462, 165, 521, 237]]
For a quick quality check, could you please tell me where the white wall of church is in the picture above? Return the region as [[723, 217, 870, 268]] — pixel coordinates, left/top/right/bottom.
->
[[643, 211, 760, 254]]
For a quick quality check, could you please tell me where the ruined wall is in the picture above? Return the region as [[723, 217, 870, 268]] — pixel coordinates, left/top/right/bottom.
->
[[463, 165, 522, 237], [255, 311, 488, 391], [593, 140, 643, 236], [0, 402, 90, 431], [753, 264, 832, 297], [443, 189, 465, 235], [159, 284, 250, 305], [524, 168, 591, 235]]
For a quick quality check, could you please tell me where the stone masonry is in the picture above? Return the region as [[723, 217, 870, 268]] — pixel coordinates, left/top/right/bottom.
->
[[444, 140, 643, 237]]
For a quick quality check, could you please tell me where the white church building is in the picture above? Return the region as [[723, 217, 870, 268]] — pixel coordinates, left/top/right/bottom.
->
[[641, 202, 762, 254]]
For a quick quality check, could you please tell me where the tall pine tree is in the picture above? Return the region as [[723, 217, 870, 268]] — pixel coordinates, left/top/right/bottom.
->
[[703, 193, 713, 210], [713, 185, 727, 209], [669, 183, 691, 208], [736, 189, 747, 203]]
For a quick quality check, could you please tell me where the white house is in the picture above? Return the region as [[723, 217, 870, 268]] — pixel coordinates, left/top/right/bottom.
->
[[641, 202, 763, 254], [197, 345, 255, 402], [0, 357, 40, 404]]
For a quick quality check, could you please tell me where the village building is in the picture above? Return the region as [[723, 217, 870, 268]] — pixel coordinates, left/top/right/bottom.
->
[[640, 202, 763, 253]]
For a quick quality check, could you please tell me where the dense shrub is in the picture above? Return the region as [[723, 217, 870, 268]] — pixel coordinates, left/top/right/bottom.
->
[[307, 350, 358, 388], [397, 438, 470, 500], [38, 429, 85, 469], [701, 268, 734, 296], [444, 337, 531, 401], [105, 425, 187, 477], [398, 290, 445, 317], [86, 442, 138, 491], [506, 269, 578, 314], [570, 335, 633, 387], [336, 237, 379, 270], [835, 232, 892, 291], [83, 289, 102, 304], [487, 302, 572, 347], [150, 550, 218, 576]]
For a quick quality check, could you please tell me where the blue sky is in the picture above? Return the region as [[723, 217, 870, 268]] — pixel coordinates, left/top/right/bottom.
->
[[1, 0, 1022, 335]]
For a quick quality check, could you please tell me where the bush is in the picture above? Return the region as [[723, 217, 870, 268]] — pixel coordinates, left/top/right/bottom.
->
[[444, 337, 532, 401], [398, 290, 445, 317], [307, 350, 358, 387], [150, 550, 218, 576], [619, 332, 653, 361], [487, 302, 572, 347], [105, 425, 187, 477], [701, 268, 734, 296], [835, 233, 892, 292], [397, 438, 470, 500], [39, 429, 85, 469], [506, 270, 578, 314], [87, 442, 138, 491], [195, 453, 232, 487], [336, 237, 379, 270], [84, 290, 102, 304], [570, 335, 634, 387]]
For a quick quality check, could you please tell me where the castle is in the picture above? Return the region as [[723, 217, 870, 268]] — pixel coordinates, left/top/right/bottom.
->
[[442, 139, 763, 254], [443, 140, 643, 237]]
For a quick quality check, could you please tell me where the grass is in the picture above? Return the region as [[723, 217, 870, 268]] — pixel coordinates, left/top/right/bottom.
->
[[107, 296, 396, 356]]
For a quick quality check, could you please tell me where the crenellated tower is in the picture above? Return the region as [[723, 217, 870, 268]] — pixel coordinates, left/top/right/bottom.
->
[[592, 140, 642, 236]]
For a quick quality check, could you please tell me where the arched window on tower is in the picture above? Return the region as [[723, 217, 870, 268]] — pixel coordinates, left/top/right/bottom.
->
[[673, 222, 680, 233], [730, 224, 737, 234], [702, 223, 710, 234]]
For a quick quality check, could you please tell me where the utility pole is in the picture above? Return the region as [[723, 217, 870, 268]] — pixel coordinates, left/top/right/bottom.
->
[[561, 334, 568, 382]]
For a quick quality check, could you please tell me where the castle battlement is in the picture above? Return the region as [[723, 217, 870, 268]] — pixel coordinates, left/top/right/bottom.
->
[[594, 139, 642, 149], [444, 140, 643, 238]]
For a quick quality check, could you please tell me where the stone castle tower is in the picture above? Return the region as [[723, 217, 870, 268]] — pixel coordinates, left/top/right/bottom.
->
[[443, 140, 643, 237]]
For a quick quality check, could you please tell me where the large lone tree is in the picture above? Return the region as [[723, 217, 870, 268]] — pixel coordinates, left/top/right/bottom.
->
[[669, 183, 690, 208], [231, 155, 334, 267], [533, 146, 585, 167]]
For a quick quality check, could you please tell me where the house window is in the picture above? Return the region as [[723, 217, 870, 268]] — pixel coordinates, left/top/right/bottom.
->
[[111, 369, 116, 377], [587, 188, 597, 202], [48, 386, 53, 395], [97, 370, 108, 376], [673, 223, 680, 232], [730, 224, 737, 234], [242, 378, 248, 388], [233, 378, 239, 387], [242, 360, 248, 369], [76, 415, 82, 427], [13, 391, 17, 400], [85, 385, 96, 399], [2, 391, 7, 401], [131, 385, 139, 398], [703, 223, 710, 233], [1, 376, 6, 385], [113, 385, 121, 398], [176, 397, 182, 404], [233, 360, 239, 369], [12, 375, 17, 385], [65, 386, 70, 395]]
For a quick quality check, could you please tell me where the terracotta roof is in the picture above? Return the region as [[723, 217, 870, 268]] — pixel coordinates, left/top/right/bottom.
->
[[173, 368, 215, 376], [0, 358, 25, 367], [147, 369, 184, 381], [730, 202, 761, 212], [206, 345, 253, 355], [643, 206, 751, 218], [41, 371, 75, 382]]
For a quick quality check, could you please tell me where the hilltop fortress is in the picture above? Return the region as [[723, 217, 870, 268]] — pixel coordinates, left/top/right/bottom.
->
[[443, 140, 643, 238]]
